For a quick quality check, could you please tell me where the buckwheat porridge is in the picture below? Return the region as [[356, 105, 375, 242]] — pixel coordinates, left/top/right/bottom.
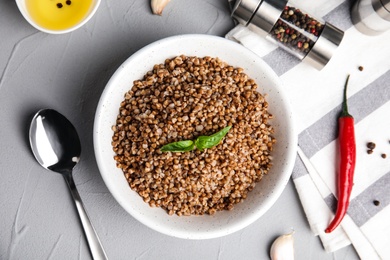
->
[[111, 55, 276, 216]]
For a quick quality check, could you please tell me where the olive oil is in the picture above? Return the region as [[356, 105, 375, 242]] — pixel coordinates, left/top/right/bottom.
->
[[26, 0, 93, 31]]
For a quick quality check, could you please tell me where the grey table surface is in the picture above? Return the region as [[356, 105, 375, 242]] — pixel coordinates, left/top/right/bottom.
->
[[0, 0, 360, 259]]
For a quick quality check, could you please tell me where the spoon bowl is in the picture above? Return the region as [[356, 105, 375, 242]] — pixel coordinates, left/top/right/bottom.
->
[[29, 109, 107, 260], [29, 109, 81, 173]]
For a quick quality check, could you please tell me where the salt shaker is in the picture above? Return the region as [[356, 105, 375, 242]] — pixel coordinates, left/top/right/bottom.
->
[[351, 0, 390, 35], [231, 0, 344, 70]]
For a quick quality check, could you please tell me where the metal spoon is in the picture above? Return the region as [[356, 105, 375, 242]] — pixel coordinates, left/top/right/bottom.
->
[[29, 109, 108, 260]]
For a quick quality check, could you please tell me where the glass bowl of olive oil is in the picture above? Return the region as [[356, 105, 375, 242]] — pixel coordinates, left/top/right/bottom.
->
[[16, 0, 101, 34]]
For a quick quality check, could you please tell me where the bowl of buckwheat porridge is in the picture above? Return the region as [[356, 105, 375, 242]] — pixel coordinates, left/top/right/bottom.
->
[[94, 34, 297, 239]]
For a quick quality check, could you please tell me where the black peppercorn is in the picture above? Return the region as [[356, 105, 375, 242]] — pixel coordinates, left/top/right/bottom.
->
[[367, 142, 376, 150]]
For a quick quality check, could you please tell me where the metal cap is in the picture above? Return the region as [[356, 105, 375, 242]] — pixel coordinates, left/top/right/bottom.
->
[[251, 0, 287, 33], [304, 23, 344, 70], [380, 0, 390, 11], [231, 0, 262, 25], [374, 0, 390, 21]]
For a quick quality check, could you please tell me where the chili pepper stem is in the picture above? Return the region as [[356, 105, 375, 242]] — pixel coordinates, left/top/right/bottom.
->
[[341, 75, 351, 117]]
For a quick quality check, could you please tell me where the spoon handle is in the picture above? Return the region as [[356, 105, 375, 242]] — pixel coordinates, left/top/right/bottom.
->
[[64, 174, 108, 260]]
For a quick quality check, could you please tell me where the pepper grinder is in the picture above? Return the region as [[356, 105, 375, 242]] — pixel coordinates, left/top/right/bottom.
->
[[231, 0, 344, 70], [351, 0, 390, 35]]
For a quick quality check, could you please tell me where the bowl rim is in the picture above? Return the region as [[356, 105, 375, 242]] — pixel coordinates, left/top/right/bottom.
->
[[93, 34, 298, 239]]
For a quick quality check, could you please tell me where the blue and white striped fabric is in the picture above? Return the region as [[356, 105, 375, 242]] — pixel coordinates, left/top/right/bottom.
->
[[226, 0, 390, 259]]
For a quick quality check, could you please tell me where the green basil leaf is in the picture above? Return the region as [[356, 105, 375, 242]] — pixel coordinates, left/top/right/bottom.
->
[[160, 140, 195, 152], [195, 126, 231, 151]]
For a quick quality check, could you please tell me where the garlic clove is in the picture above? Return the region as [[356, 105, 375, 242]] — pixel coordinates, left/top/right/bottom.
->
[[151, 0, 171, 16], [270, 232, 294, 260]]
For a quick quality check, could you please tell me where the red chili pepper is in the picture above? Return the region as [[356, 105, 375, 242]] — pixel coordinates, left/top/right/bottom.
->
[[325, 75, 356, 233]]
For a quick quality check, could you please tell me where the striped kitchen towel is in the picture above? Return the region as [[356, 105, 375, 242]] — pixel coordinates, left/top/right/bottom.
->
[[226, 0, 390, 259]]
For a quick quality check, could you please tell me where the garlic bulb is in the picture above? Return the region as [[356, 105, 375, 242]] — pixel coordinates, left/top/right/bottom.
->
[[270, 232, 294, 260], [151, 0, 171, 15]]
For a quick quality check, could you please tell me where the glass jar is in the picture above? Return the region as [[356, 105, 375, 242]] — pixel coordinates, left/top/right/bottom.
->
[[351, 0, 390, 35], [231, 0, 344, 70]]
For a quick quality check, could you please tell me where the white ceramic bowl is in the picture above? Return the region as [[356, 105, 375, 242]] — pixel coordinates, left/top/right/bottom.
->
[[94, 34, 297, 239], [15, 0, 100, 34]]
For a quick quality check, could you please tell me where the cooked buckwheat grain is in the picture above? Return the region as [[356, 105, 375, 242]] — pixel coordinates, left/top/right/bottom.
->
[[112, 55, 276, 216]]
